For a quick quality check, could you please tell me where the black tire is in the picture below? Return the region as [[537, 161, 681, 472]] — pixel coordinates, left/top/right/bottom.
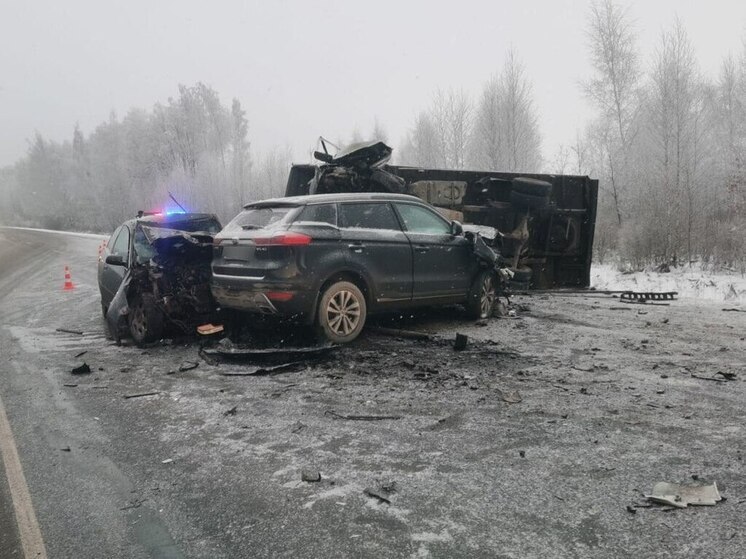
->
[[512, 177, 552, 197], [101, 302, 108, 317], [128, 293, 164, 346], [317, 281, 366, 344], [511, 266, 533, 283], [510, 189, 549, 210], [465, 270, 497, 319]]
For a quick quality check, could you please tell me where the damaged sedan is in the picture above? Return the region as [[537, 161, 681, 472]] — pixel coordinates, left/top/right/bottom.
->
[[99, 211, 222, 344]]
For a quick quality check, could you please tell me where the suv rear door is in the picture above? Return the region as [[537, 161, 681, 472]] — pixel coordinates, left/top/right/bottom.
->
[[338, 201, 413, 304], [393, 202, 475, 301]]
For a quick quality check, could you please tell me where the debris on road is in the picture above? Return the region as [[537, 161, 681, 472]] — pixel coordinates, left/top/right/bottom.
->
[[63, 383, 78, 388], [161, 458, 173, 464], [325, 410, 402, 421], [364, 487, 392, 504], [722, 308, 745, 313], [60, 446, 71, 452], [74, 350, 88, 358], [620, 291, 678, 302], [496, 389, 522, 403], [223, 406, 237, 416], [301, 470, 321, 483], [178, 361, 199, 372], [71, 363, 91, 375], [197, 323, 224, 335], [367, 327, 432, 341], [645, 481, 723, 508], [454, 333, 469, 351], [123, 391, 160, 399], [691, 371, 737, 382], [219, 361, 305, 376], [203, 339, 337, 360], [56, 327, 83, 335]]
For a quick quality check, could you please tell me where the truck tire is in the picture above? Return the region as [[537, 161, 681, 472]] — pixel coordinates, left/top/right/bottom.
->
[[128, 293, 164, 346], [512, 177, 552, 197], [510, 189, 549, 210], [317, 281, 366, 344]]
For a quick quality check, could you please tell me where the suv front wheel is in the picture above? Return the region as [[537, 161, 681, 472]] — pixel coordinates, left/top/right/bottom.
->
[[317, 281, 367, 343], [465, 270, 496, 319]]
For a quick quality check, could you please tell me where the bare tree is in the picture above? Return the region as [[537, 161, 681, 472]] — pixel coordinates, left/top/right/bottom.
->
[[470, 51, 541, 172], [585, 0, 639, 227]]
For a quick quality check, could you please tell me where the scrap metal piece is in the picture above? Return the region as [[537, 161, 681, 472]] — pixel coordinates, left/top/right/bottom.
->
[[646, 482, 722, 508], [203, 339, 337, 359]]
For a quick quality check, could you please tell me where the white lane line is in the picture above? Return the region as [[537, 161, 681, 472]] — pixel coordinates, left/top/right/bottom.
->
[[0, 226, 108, 241], [0, 392, 47, 559]]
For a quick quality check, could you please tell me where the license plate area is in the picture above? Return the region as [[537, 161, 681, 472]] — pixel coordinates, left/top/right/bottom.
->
[[222, 245, 255, 261]]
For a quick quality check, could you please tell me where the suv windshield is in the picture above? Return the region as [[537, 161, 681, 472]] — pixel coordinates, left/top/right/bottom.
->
[[222, 206, 298, 234]]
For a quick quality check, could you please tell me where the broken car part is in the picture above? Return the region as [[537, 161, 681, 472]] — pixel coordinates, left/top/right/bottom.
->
[[645, 482, 722, 508]]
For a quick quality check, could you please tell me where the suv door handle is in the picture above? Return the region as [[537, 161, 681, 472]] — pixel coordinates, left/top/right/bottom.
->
[[415, 245, 430, 253], [348, 243, 365, 253]]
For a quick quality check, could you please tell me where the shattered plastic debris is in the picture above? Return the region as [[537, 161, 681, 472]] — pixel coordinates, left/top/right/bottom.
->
[[301, 470, 321, 483], [71, 363, 92, 375], [645, 481, 722, 508]]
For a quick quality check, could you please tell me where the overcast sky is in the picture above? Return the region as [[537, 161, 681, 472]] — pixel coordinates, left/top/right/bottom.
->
[[1, 0, 745, 168]]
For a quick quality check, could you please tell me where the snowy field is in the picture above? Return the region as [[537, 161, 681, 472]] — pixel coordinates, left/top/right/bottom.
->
[[591, 263, 746, 305]]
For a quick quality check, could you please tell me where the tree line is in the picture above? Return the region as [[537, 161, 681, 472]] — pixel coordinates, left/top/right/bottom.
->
[[0, 83, 292, 231]]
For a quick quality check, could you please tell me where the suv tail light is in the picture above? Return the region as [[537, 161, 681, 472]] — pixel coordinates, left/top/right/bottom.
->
[[253, 233, 312, 247]]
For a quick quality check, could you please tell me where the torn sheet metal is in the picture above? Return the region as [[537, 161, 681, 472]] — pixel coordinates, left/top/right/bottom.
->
[[202, 338, 337, 359], [646, 482, 722, 508], [105, 270, 132, 342]]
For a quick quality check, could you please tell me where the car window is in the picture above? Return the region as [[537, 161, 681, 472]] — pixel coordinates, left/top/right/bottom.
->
[[222, 206, 298, 234], [111, 226, 130, 261], [133, 226, 156, 264], [395, 203, 451, 235], [296, 203, 337, 226], [339, 203, 401, 231], [107, 227, 121, 251]]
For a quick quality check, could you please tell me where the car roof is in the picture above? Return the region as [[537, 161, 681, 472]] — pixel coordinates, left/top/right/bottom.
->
[[120, 213, 219, 227], [244, 193, 423, 209]]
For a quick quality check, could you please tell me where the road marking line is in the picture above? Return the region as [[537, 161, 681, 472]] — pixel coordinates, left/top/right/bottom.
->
[[0, 392, 47, 559]]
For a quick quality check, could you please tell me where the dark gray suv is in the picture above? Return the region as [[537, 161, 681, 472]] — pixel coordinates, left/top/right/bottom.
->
[[211, 193, 497, 343]]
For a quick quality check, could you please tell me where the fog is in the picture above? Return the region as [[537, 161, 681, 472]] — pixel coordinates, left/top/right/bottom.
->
[[1, 0, 744, 166]]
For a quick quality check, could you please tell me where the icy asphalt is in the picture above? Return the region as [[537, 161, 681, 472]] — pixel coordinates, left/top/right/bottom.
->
[[0, 226, 744, 558]]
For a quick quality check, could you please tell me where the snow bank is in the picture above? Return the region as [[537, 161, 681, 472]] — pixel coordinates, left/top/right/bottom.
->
[[591, 263, 746, 304]]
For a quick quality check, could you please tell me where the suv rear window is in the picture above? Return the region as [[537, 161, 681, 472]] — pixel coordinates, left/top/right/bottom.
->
[[222, 206, 298, 234], [339, 203, 401, 230]]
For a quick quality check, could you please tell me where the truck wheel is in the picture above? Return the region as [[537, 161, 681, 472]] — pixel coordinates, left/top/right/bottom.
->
[[128, 293, 164, 346], [512, 177, 552, 197], [466, 270, 496, 319], [510, 190, 549, 210], [317, 281, 366, 343]]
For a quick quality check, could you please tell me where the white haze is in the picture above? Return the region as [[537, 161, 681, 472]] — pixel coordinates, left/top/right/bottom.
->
[[1, 0, 745, 167]]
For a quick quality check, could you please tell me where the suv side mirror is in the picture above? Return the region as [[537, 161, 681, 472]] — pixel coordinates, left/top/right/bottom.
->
[[105, 254, 126, 267], [450, 220, 464, 236]]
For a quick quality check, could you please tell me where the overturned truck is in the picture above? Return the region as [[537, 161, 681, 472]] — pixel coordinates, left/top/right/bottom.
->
[[285, 141, 598, 289]]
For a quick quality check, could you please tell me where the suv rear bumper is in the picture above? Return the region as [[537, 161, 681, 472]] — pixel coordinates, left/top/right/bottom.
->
[[211, 274, 315, 319]]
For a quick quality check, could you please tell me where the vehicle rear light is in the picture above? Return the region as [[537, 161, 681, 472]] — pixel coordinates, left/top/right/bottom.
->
[[266, 291, 295, 302], [254, 233, 312, 247]]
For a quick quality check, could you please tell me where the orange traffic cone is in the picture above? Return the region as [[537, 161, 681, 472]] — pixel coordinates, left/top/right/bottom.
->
[[63, 266, 74, 291]]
